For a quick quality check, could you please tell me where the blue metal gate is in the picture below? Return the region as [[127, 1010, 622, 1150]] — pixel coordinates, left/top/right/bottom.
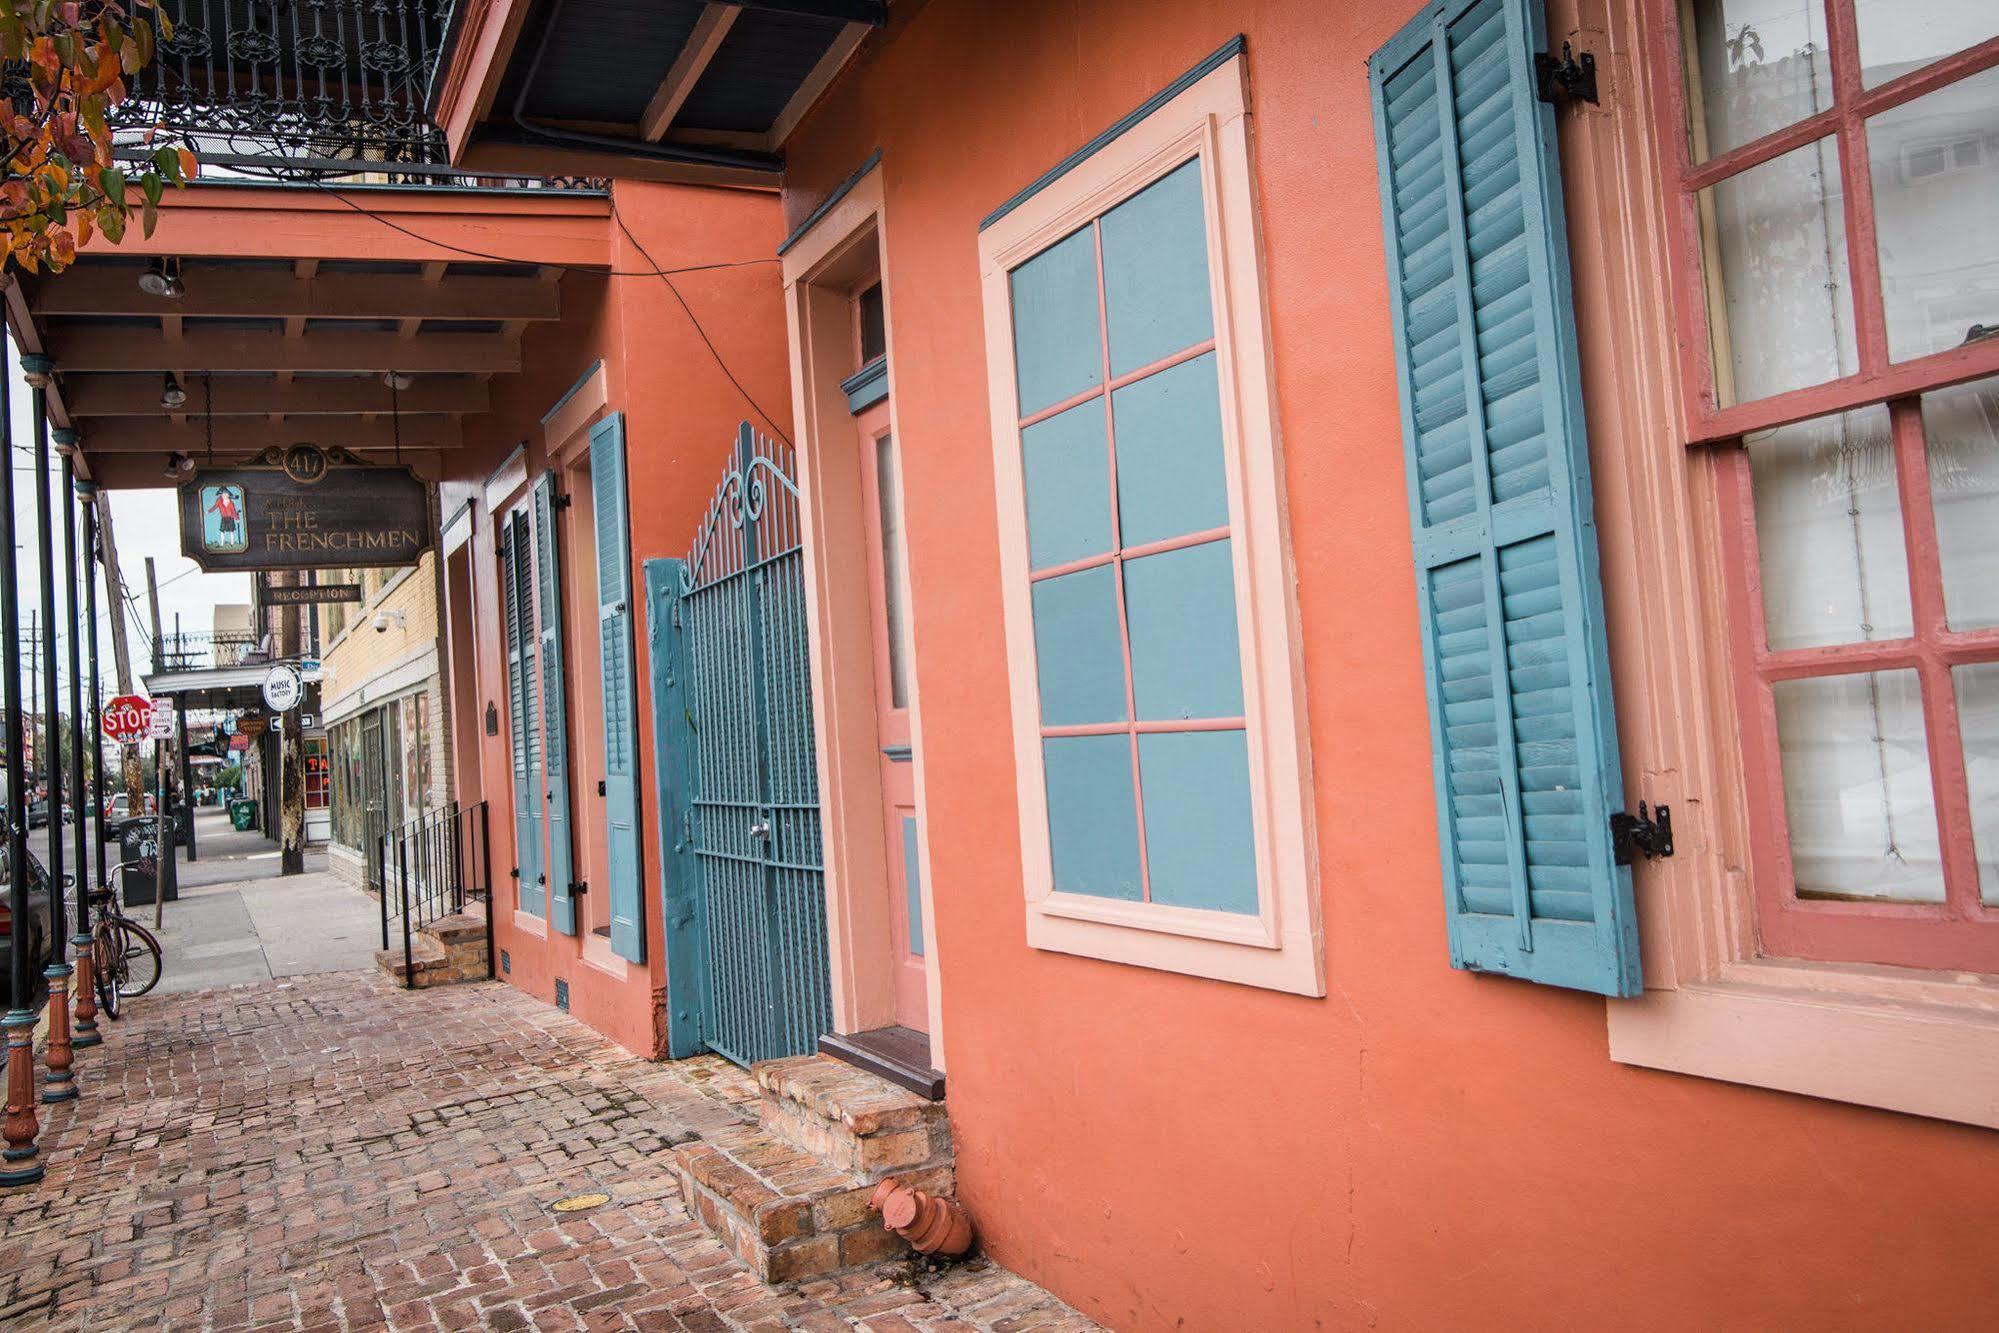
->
[[657, 423, 832, 1066]]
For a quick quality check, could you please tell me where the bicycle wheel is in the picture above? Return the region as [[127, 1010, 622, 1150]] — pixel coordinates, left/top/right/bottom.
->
[[115, 922, 163, 998], [93, 923, 123, 1021]]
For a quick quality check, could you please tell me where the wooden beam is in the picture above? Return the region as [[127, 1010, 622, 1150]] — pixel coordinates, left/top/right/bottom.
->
[[51, 328, 522, 374], [30, 265, 561, 322], [737, 0, 883, 23], [65, 374, 491, 417], [767, 21, 871, 146], [642, 3, 741, 141], [76, 415, 465, 453], [85, 447, 449, 489]]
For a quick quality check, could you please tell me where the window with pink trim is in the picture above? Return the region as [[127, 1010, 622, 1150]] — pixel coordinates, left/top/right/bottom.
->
[[1660, 1, 1999, 971], [978, 54, 1321, 995]]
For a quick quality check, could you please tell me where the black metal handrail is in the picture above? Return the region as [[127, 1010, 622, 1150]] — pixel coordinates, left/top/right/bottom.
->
[[376, 799, 493, 989]]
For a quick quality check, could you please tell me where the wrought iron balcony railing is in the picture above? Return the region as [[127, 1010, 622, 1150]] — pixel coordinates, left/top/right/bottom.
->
[[79, 0, 600, 192]]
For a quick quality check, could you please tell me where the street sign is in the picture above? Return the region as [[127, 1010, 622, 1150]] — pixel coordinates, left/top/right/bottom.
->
[[262, 663, 304, 713], [148, 706, 175, 741], [102, 694, 153, 745]]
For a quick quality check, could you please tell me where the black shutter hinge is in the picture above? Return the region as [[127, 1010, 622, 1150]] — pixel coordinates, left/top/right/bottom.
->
[[572, 879, 588, 897], [1535, 43, 1598, 105], [1610, 802, 1673, 866], [552, 492, 573, 511]]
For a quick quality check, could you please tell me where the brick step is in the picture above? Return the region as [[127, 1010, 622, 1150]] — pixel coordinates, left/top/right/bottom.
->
[[374, 915, 490, 989], [755, 1054, 951, 1174], [670, 1119, 954, 1283]]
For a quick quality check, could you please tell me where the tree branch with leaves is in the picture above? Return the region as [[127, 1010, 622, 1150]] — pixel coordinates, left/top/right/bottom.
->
[[2, 0, 196, 275]]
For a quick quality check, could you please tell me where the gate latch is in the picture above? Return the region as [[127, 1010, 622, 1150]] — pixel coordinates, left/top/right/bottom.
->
[[1535, 42, 1598, 105], [749, 819, 772, 842], [1610, 802, 1673, 866]]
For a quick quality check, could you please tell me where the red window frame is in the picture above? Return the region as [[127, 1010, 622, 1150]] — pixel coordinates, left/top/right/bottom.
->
[[1648, 1, 1999, 971]]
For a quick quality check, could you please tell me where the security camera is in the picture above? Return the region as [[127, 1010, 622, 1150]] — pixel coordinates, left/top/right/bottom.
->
[[372, 609, 405, 634]]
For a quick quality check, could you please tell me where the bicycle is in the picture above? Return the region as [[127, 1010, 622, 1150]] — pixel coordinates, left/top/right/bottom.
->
[[90, 862, 165, 1019]]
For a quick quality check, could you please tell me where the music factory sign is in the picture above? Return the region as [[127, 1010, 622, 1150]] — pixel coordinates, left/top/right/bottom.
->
[[178, 444, 433, 572]]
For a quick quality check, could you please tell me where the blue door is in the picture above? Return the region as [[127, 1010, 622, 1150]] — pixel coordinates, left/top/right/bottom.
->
[[649, 423, 832, 1066]]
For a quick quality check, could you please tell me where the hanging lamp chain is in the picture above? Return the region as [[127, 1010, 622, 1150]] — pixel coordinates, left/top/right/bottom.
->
[[392, 374, 402, 465], [204, 372, 214, 463]]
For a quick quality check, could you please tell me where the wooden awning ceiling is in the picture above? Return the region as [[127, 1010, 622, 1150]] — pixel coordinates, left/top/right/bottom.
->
[[4, 183, 613, 490], [436, 0, 886, 185]]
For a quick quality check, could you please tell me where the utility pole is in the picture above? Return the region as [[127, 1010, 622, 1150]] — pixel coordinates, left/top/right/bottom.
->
[[278, 572, 305, 876], [96, 493, 142, 809], [145, 558, 167, 929]]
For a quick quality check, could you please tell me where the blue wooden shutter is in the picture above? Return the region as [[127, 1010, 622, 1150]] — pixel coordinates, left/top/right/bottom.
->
[[591, 414, 645, 962], [1368, 0, 1639, 996], [534, 473, 577, 935], [502, 511, 545, 916], [645, 557, 706, 1056]]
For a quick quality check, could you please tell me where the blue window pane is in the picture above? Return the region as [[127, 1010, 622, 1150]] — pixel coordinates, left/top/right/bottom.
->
[[1032, 565, 1128, 725], [1101, 159, 1214, 378], [1010, 226, 1104, 417], [1112, 351, 1228, 546], [901, 815, 924, 958], [1140, 730, 1257, 913], [1125, 538, 1243, 721], [1044, 735, 1142, 901], [1022, 399, 1112, 568]]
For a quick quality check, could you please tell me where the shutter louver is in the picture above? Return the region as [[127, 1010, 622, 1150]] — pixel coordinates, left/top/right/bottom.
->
[[1369, 0, 1640, 996], [591, 413, 645, 963], [535, 473, 577, 936], [503, 510, 545, 917]]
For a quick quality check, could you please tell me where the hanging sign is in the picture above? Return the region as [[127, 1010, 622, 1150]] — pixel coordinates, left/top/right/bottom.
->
[[262, 663, 304, 713], [178, 444, 432, 573], [102, 694, 154, 745], [237, 715, 269, 737], [261, 582, 362, 606]]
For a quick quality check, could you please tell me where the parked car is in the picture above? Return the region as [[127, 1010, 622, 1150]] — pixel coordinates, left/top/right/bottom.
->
[[25, 798, 48, 830], [0, 848, 53, 1008]]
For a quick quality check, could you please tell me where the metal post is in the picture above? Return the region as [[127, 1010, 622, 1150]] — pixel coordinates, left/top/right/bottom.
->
[[173, 609, 195, 861], [398, 832, 413, 988], [481, 804, 495, 979], [377, 829, 390, 952], [29, 361, 74, 1106], [1, 349, 44, 1183], [58, 444, 97, 1050], [83, 487, 106, 909]]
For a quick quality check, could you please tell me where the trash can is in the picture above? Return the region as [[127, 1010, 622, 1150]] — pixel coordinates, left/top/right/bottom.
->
[[114, 816, 177, 907], [229, 798, 258, 832]]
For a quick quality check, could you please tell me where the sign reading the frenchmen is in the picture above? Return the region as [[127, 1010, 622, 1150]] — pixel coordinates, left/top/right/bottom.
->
[[178, 444, 432, 572]]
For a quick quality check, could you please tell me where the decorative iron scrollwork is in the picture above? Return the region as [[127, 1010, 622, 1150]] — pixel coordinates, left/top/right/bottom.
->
[[682, 427, 805, 593]]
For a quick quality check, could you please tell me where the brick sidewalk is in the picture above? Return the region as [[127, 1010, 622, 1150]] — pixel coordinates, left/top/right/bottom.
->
[[0, 971, 1096, 1332]]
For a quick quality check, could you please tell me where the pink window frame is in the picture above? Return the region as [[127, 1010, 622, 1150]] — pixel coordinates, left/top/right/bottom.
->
[[1646, 0, 1999, 972], [977, 54, 1323, 996]]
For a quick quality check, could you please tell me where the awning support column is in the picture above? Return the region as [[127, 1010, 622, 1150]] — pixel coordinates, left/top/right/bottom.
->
[[25, 357, 76, 1106], [59, 440, 98, 1050], [1, 348, 46, 1184]]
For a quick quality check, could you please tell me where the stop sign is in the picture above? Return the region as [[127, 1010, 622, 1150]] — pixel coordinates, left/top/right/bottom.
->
[[102, 694, 154, 745]]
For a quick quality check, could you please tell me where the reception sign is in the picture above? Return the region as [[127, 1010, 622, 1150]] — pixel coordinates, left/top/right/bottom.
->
[[178, 444, 432, 572]]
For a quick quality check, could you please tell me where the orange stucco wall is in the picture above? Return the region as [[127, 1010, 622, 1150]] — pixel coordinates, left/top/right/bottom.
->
[[770, 2, 1999, 1329], [446, 179, 792, 1058]]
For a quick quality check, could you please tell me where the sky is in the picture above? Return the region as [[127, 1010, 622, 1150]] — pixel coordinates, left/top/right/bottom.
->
[[6, 349, 252, 712]]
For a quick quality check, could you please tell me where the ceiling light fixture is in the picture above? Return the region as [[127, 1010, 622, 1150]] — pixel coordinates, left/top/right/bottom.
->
[[139, 257, 185, 300], [163, 450, 187, 478], [382, 370, 415, 391], [161, 371, 188, 408]]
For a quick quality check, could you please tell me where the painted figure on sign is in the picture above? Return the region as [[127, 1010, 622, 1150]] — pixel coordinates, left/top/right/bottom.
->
[[201, 484, 247, 553]]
